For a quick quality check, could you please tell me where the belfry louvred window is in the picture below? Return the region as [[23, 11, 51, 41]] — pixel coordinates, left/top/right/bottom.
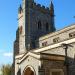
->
[[38, 21, 42, 30], [46, 23, 49, 31]]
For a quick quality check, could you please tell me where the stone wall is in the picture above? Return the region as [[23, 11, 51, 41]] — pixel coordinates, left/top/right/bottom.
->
[[20, 56, 41, 75], [21, 0, 56, 50], [42, 60, 66, 75], [39, 24, 75, 48]]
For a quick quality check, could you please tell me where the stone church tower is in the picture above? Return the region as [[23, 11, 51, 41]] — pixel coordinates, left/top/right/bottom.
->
[[14, 0, 75, 75], [14, 0, 56, 55]]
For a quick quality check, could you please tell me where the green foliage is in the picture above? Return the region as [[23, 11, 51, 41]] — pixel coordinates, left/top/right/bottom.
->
[[1, 64, 11, 75]]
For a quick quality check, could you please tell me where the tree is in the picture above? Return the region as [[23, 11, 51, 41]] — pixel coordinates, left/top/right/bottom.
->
[[1, 64, 11, 75]]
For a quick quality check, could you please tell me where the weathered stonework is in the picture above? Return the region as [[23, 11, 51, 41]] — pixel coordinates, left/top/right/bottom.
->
[[14, 0, 75, 75], [14, 0, 56, 55]]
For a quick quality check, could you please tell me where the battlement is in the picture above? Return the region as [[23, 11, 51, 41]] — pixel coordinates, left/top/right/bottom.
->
[[32, 2, 50, 14]]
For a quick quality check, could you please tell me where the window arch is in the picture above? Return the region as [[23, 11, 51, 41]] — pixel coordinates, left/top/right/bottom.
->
[[24, 67, 34, 75], [23, 66, 36, 75], [38, 21, 42, 30], [46, 23, 49, 31]]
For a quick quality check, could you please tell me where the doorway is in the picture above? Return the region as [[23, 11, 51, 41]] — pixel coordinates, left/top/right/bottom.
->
[[24, 67, 34, 75]]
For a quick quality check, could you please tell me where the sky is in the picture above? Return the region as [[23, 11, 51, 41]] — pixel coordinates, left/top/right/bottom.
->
[[0, 0, 75, 66]]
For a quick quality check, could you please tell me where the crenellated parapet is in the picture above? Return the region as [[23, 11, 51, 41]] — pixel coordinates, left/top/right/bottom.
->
[[19, 1, 54, 15], [17, 0, 55, 52], [32, 2, 50, 14]]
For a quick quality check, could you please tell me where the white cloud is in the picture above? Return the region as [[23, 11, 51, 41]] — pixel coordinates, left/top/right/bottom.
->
[[3, 52, 13, 57]]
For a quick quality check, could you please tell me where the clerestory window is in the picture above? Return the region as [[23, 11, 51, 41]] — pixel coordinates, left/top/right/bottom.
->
[[69, 32, 75, 38], [53, 37, 60, 43], [42, 41, 48, 47]]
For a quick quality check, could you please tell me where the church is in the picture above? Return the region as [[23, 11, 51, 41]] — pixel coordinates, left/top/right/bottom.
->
[[14, 0, 75, 75]]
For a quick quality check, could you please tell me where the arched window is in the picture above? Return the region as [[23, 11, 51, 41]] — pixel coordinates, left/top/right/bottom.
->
[[46, 23, 49, 31], [53, 37, 60, 43], [19, 26, 22, 34], [38, 21, 42, 30]]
